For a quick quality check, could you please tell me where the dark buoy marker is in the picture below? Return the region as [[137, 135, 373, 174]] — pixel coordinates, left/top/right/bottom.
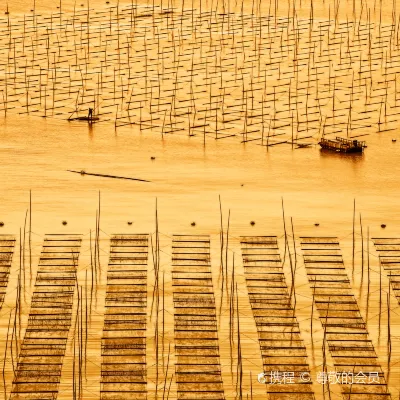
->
[[315, 223, 319, 226], [191, 222, 196, 226], [250, 221, 255, 226], [151, 157, 155, 160], [381, 224, 386, 228], [392, 139, 397, 142], [127, 221, 133, 225], [0, 222, 4, 227], [62, 221, 67, 226]]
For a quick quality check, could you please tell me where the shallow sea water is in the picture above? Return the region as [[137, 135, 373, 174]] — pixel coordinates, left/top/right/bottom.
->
[[0, 0, 400, 398]]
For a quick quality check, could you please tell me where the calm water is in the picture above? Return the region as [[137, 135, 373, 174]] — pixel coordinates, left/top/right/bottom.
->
[[1, 0, 400, 398], [1, 114, 400, 237], [0, 0, 399, 239], [2, 113, 400, 399]]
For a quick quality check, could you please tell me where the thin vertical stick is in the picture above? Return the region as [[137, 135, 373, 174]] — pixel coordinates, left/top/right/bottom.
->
[[22, 210, 27, 300], [166, 373, 174, 400], [162, 344, 171, 400], [387, 290, 391, 361], [236, 280, 242, 400], [366, 227, 370, 320], [219, 195, 224, 318], [250, 371, 253, 400], [281, 198, 288, 265], [85, 270, 88, 382], [360, 213, 364, 282], [89, 229, 94, 320], [352, 199, 355, 275], [378, 255, 382, 336], [162, 271, 165, 374], [97, 191, 101, 280], [29, 190, 32, 285], [3, 311, 13, 400], [311, 279, 316, 337]]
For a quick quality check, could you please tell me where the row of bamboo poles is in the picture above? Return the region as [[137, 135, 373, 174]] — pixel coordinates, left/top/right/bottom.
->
[[1, 0, 400, 144], [300, 236, 390, 400], [100, 234, 149, 399], [171, 234, 225, 399], [0, 196, 398, 399], [240, 235, 315, 400], [372, 238, 400, 306], [0, 231, 396, 399], [8, 234, 82, 399], [0, 235, 15, 312]]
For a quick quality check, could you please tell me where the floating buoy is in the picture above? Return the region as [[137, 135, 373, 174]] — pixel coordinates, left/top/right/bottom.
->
[[250, 221, 255, 226], [127, 221, 133, 225], [80, 170, 86, 175], [0, 222, 4, 227], [62, 221, 67, 225], [314, 223, 320, 226], [241, 184, 244, 186], [151, 156, 155, 160], [381, 224, 386, 228], [392, 139, 397, 142], [191, 222, 196, 226]]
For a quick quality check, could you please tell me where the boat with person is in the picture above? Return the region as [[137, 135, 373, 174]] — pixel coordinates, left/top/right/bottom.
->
[[69, 116, 100, 122], [318, 137, 367, 153], [67, 107, 99, 123]]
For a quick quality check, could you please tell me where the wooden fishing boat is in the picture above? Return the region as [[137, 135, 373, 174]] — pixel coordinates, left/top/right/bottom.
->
[[319, 137, 366, 153], [68, 116, 100, 122]]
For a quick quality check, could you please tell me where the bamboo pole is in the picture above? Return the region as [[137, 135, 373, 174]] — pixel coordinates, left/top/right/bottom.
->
[[352, 199, 355, 275]]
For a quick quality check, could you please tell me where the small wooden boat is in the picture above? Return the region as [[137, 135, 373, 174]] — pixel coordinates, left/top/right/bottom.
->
[[68, 116, 100, 122], [319, 137, 366, 153]]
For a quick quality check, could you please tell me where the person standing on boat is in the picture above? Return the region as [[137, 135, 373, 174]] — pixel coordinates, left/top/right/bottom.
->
[[88, 107, 93, 121]]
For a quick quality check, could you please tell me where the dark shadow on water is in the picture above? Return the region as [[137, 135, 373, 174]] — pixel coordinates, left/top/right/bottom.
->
[[88, 122, 94, 139], [319, 148, 365, 164]]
